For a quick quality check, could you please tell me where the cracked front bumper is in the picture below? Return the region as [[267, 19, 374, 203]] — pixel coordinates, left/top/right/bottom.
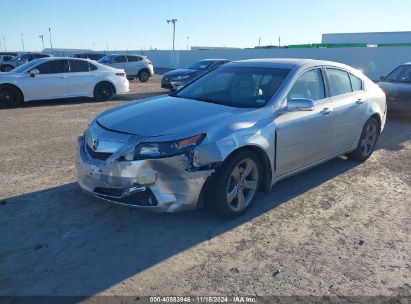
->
[[76, 136, 212, 212]]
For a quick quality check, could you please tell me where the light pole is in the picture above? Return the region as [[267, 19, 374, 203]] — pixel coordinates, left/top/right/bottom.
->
[[49, 27, 53, 54], [21, 33, 24, 52], [167, 19, 177, 50], [39, 35, 44, 51], [2, 37, 6, 52], [186, 36, 190, 50], [258, 37, 261, 46]]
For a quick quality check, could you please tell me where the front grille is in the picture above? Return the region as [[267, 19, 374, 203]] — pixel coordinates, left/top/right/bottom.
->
[[86, 143, 112, 161], [94, 187, 158, 207]]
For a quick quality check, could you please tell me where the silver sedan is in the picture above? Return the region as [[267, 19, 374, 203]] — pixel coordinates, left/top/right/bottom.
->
[[76, 59, 386, 218]]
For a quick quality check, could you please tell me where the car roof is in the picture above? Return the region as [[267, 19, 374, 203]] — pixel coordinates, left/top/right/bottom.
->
[[229, 58, 350, 70]]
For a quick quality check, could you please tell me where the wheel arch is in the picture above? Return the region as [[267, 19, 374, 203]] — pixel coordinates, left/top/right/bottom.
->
[[197, 144, 272, 209], [95, 80, 116, 94], [0, 83, 24, 102]]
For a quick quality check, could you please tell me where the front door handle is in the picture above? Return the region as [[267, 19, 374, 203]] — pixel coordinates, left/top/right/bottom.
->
[[356, 98, 365, 104], [321, 107, 334, 115]]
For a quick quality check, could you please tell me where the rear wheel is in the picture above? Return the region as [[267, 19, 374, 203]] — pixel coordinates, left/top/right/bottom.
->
[[213, 151, 261, 218], [138, 70, 150, 82], [347, 117, 380, 162], [93, 82, 114, 101], [0, 85, 23, 107]]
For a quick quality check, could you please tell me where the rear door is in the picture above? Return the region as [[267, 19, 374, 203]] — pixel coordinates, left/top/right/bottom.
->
[[23, 59, 70, 100], [275, 68, 336, 175], [324, 67, 366, 153], [67, 59, 98, 96]]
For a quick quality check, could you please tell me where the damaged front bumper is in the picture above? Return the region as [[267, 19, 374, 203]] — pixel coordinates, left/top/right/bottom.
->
[[76, 135, 214, 212]]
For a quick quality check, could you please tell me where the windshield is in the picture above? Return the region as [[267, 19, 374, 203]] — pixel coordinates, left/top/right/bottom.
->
[[98, 55, 115, 63], [186, 60, 213, 70], [386, 65, 411, 83], [11, 60, 41, 73], [173, 66, 291, 108]]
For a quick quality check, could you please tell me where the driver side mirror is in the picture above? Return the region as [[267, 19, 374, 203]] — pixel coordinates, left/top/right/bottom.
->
[[287, 98, 315, 111], [29, 69, 40, 77], [379, 76, 386, 81]]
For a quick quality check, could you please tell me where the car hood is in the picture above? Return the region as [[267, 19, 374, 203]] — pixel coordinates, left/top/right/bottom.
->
[[97, 95, 242, 137], [163, 69, 199, 77], [378, 81, 411, 100]]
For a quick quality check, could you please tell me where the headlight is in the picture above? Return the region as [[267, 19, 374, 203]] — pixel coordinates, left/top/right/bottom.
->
[[132, 133, 206, 160], [173, 74, 192, 81]]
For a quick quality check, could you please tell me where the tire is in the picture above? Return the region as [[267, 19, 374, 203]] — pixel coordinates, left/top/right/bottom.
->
[[347, 117, 380, 162], [0, 85, 23, 107], [93, 82, 114, 101], [138, 70, 150, 82], [212, 150, 261, 218]]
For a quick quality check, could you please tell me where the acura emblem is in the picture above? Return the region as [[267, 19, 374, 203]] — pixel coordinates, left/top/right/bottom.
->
[[92, 139, 99, 150]]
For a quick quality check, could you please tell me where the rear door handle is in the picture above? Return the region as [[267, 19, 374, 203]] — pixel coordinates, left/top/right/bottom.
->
[[356, 98, 365, 104], [321, 107, 334, 115]]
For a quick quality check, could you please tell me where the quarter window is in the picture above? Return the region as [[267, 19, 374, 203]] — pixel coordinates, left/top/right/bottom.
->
[[36, 60, 69, 74], [326, 68, 353, 96], [288, 69, 325, 101], [69, 60, 90, 72], [349, 74, 363, 91]]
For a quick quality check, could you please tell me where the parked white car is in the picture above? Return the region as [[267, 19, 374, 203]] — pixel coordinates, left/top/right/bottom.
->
[[0, 57, 129, 106], [98, 54, 154, 82]]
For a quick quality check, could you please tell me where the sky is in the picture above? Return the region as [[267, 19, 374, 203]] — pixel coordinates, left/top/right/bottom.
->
[[1, 0, 411, 52]]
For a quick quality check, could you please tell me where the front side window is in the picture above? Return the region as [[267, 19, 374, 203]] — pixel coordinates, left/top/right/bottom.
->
[[69, 60, 90, 72], [36, 60, 69, 74], [112, 56, 126, 63], [386, 65, 411, 83], [288, 69, 325, 101], [98, 55, 116, 64], [326, 68, 353, 96], [174, 67, 290, 108]]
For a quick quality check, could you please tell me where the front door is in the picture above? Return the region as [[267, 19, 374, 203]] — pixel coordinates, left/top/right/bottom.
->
[[23, 59, 69, 100], [275, 68, 335, 175]]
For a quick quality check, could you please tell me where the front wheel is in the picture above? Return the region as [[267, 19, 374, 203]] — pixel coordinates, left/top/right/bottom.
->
[[138, 70, 150, 82], [0, 85, 23, 107], [213, 151, 261, 218], [347, 117, 380, 162], [93, 82, 114, 101]]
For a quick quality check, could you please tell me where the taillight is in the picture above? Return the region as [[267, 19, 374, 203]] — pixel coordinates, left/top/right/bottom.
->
[[116, 72, 126, 77]]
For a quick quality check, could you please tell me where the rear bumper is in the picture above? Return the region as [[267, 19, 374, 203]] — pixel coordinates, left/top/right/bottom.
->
[[76, 135, 213, 212], [114, 77, 129, 94]]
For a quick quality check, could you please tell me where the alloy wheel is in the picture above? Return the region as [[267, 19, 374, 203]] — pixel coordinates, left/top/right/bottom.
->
[[361, 122, 378, 157], [226, 159, 259, 212]]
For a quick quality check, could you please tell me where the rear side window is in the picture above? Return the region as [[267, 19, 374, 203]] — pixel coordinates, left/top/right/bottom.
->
[[36, 60, 69, 74], [326, 68, 353, 96], [288, 69, 325, 101], [127, 56, 142, 62], [69, 60, 90, 72], [349, 74, 363, 91]]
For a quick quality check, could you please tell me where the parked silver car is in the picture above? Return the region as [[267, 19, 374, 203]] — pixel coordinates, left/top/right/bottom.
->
[[76, 59, 386, 217]]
